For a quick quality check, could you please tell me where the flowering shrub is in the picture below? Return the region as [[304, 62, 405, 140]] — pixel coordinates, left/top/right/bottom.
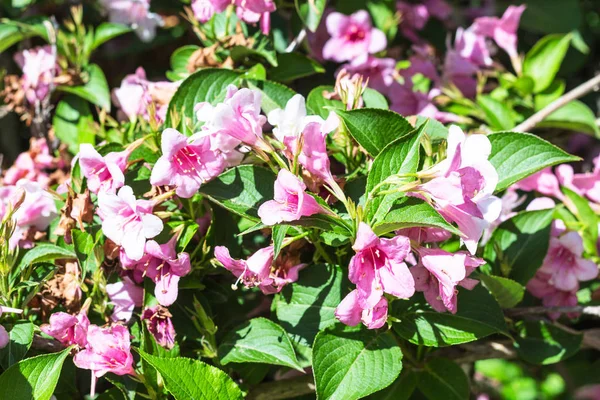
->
[[1, 1, 600, 399]]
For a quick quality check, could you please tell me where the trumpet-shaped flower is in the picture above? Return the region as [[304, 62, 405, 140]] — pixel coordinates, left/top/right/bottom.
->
[[323, 11, 387, 62], [472, 5, 526, 58], [335, 289, 388, 329], [215, 246, 273, 290], [40, 311, 90, 348], [14, 45, 57, 104], [142, 306, 176, 349], [97, 186, 163, 261], [150, 128, 226, 198], [106, 277, 144, 322], [78, 144, 130, 195], [258, 170, 326, 226]]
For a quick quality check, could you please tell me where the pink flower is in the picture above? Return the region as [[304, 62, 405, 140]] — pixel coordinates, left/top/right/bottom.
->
[[349, 223, 415, 308], [150, 128, 226, 198], [195, 85, 268, 150], [335, 289, 388, 329], [556, 158, 600, 205], [293, 122, 338, 186], [527, 271, 579, 319], [539, 231, 598, 292], [14, 45, 57, 104], [340, 55, 398, 95], [513, 167, 563, 199], [100, 0, 162, 42], [106, 277, 144, 322], [267, 94, 332, 143], [73, 324, 134, 380], [97, 186, 163, 261], [258, 170, 326, 226], [4, 139, 54, 187], [323, 11, 387, 62], [412, 248, 482, 313], [234, 0, 276, 33], [78, 144, 130, 194], [191, 0, 230, 22], [472, 5, 526, 58], [40, 311, 90, 348], [142, 306, 176, 349], [396, 2, 430, 42], [396, 227, 453, 245], [121, 238, 191, 306], [0, 326, 8, 349]]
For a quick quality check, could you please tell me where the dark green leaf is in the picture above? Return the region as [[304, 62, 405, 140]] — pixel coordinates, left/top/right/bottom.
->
[[515, 321, 582, 365], [523, 34, 572, 93], [477, 274, 525, 308], [306, 85, 344, 120], [57, 64, 111, 110], [17, 244, 76, 274], [369, 370, 418, 400], [272, 225, 289, 259], [521, 0, 582, 34], [417, 358, 470, 400], [269, 52, 325, 82], [231, 34, 278, 67], [0, 321, 34, 369]]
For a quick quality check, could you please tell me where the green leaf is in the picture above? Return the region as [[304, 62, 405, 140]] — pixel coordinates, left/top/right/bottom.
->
[[272, 225, 289, 259], [167, 45, 200, 81], [523, 34, 572, 93], [295, 0, 327, 31], [269, 52, 325, 82], [92, 23, 131, 50], [521, 0, 582, 34], [335, 109, 414, 157], [515, 321, 582, 365], [417, 358, 470, 400], [306, 85, 344, 120], [0, 321, 34, 369], [72, 230, 97, 275], [534, 80, 565, 110], [562, 187, 599, 255], [0, 17, 49, 53], [369, 370, 418, 400], [218, 318, 303, 371], [166, 68, 241, 129], [393, 285, 508, 347], [230, 33, 278, 67], [57, 64, 111, 110], [17, 244, 76, 274], [246, 79, 297, 115], [488, 132, 580, 193], [485, 209, 554, 285], [538, 100, 600, 136], [372, 197, 461, 237], [52, 95, 95, 153], [137, 350, 243, 400], [275, 264, 346, 350], [199, 165, 276, 222], [416, 116, 449, 142], [362, 88, 389, 110], [477, 274, 525, 308], [313, 325, 403, 400], [477, 95, 515, 131], [0, 347, 70, 400]]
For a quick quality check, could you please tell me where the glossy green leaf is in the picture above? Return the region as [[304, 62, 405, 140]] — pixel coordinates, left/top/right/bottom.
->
[[523, 34, 572, 93], [167, 45, 200, 81], [92, 23, 131, 50], [538, 100, 600, 136], [218, 318, 303, 371], [362, 88, 388, 110], [477, 95, 515, 131], [269, 52, 325, 82], [52, 95, 95, 153], [0, 321, 34, 369], [306, 85, 344, 119], [137, 350, 243, 400], [17, 244, 76, 274], [295, 0, 327, 31], [488, 132, 580, 192], [477, 274, 525, 308], [271, 225, 289, 259], [417, 358, 470, 400], [369, 370, 418, 400], [515, 321, 582, 365], [313, 325, 403, 400], [57, 64, 111, 110]]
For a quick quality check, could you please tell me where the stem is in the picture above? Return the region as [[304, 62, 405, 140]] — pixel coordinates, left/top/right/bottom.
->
[[514, 73, 600, 132], [285, 28, 307, 53]]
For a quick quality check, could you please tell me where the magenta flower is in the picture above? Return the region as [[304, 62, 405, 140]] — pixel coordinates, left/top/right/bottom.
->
[[234, 0, 276, 33], [195, 85, 268, 150], [40, 311, 90, 348], [397, 227, 453, 245], [513, 167, 563, 199], [142, 306, 176, 349], [349, 223, 415, 308], [527, 271, 579, 319], [106, 277, 144, 322], [121, 238, 191, 306], [78, 144, 130, 195], [215, 246, 273, 290], [150, 128, 226, 198], [258, 170, 326, 226], [556, 157, 600, 205], [335, 289, 388, 330], [340, 55, 397, 95], [0, 326, 8, 349], [472, 5, 526, 58], [539, 231, 598, 292], [323, 11, 387, 62], [14, 45, 57, 104], [97, 186, 163, 261], [396, 2, 430, 42]]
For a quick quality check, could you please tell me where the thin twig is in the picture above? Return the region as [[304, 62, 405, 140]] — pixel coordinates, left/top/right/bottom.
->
[[285, 28, 307, 53], [505, 305, 600, 318], [514, 73, 600, 132]]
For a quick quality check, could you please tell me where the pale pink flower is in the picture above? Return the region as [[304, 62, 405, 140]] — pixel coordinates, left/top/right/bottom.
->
[[323, 11, 387, 62], [106, 277, 144, 322], [258, 170, 326, 226], [513, 167, 563, 199], [142, 306, 176, 349], [78, 144, 130, 194], [389, 86, 460, 123], [100, 0, 162, 42], [307, 8, 333, 62], [14, 45, 57, 104], [575, 385, 600, 400], [349, 223, 415, 308], [191, 0, 230, 22], [340, 55, 397, 95], [396, 227, 453, 245], [0, 326, 8, 349], [234, 0, 276, 34], [527, 271, 579, 319], [195, 85, 268, 150], [267, 94, 329, 143], [289, 120, 338, 186], [97, 186, 163, 261], [121, 238, 191, 306], [526, 197, 556, 211], [150, 128, 226, 198], [539, 231, 598, 292], [335, 289, 388, 329], [40, 311, 90, 348], [472, 5, 526, 58], [556, 158, 600, 205], [4, 139, 54, 187]]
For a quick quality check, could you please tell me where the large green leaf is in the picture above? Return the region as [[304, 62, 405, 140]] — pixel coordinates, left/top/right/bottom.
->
[[335, 109, 414, 157], [417, 358, 470, 400], [0, 321, 34, 369], [218, 318, 303, 371], [91, 23, 132, 51], [57, 64, 110, 110], [0, 17, 49, 53], [477, 274, 525, 308], [167, 45, 200, 81], [275, 264, 346, 349], [538, 100, 600, 136], [484, 208, 554, 285], [246, 79, 297, 114], [523, 34, 572, 93], [295, 0, 327, 31], [393, 285, 508, 347], [199, 165, 275, 222], [16, 244, 76, 275], [137, 351, 243, 400], [0, 348, 70, 400], [52, 95, 95, 153], [306, 85, 344, 120], [477, 95, 515, 131], [514, 321, 582, 365], [166, 68, 241, 128], [488, 132, 580, 192], [312, 325, 403, 400]]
